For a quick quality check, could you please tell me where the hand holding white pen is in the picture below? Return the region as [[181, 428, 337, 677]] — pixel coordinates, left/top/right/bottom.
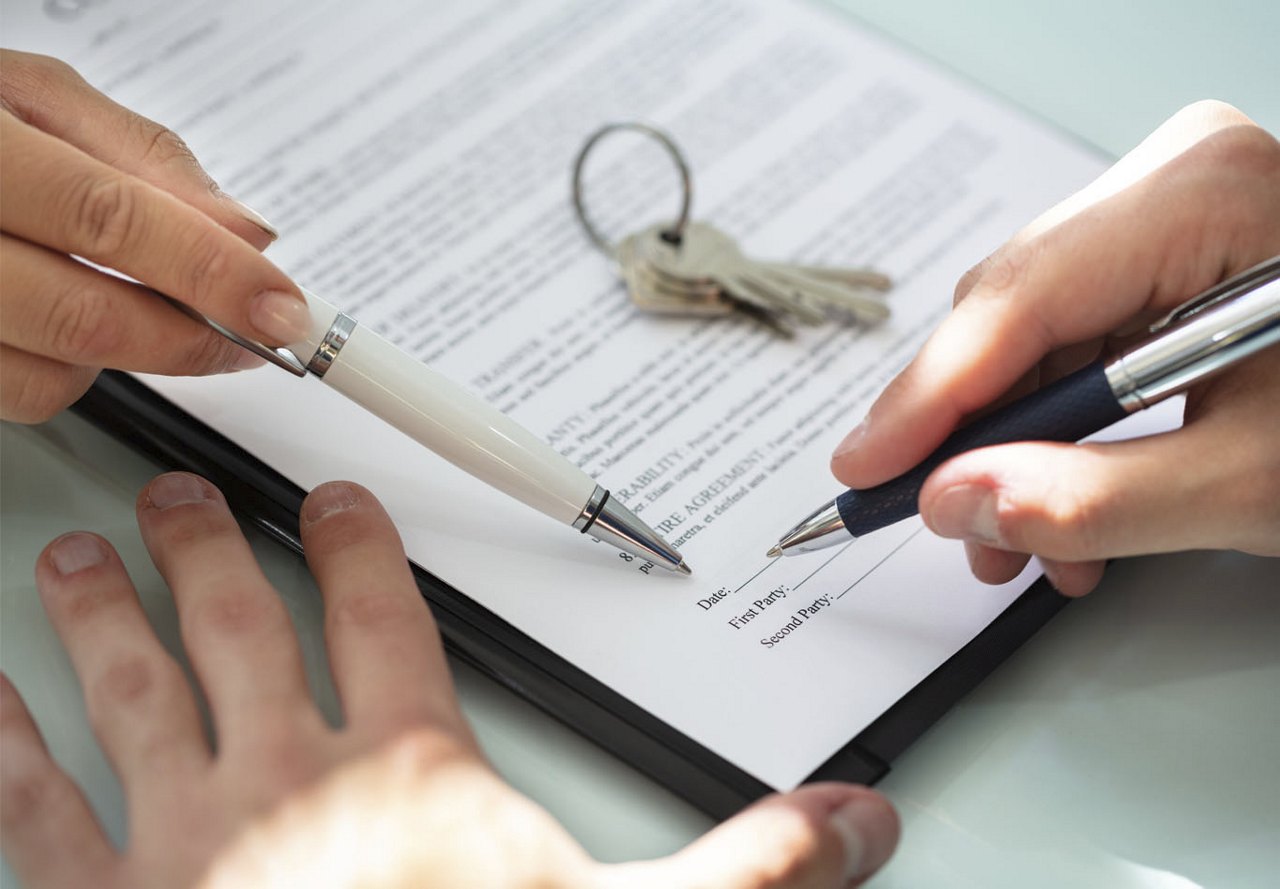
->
[[0, 50, 302, 423], [824, 102, 1280, 596], [285, 289, 690, 573]]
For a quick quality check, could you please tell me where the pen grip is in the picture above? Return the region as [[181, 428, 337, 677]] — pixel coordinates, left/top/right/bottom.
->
[[836, 359, 1128, 537]]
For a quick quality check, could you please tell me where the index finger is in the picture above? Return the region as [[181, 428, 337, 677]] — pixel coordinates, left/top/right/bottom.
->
[[0, 111, 309, 346], [299, 482, 474, 745], [0, 49, 276, 251], [833, 121, 1280, 489]]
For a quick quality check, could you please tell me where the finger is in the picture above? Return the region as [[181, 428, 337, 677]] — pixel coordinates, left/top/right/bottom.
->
[[34, 532, 210, 788], [950, 100, 1259, 308], [834, 121, 1280, 489], [1016, 100, 1260, 242], [0, 50, 276, 249], [963, 542, 1104, 598], [0, 342, 98, 423], [1039, 557, 1107, 598], [0, 674, 118, 889], [135, 473, 319, 744], [0, 112, 309, 346], [300, 482, 471, 742], [944, 102, 1258, 407], [1, 234, 263, 376], [917, 426, 1254, 564], [609, 785, 898, 889], [963, 540, 1031, 586]]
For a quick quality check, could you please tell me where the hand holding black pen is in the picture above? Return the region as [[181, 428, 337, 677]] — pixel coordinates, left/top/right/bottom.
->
[[773, 104, 1280, 600], [771, 254, 1280, 560]]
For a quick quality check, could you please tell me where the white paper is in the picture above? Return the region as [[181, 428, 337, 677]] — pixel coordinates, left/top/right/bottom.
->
[[9, 0, 1159, 788]]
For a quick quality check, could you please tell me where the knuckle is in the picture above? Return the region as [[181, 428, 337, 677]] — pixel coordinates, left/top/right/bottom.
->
[[136, 119, 198, 170], [45, 285, 122, 363], [953, 255, 992, 306], [238, 714, 327, 795], [330, 590, 420, 632], [177, 327, 241, 375], [189, 588, 284, 639], [1004, 479, 1110, 561], [0, 759, 64, 833], [384, 728, 474, 777], [971, 238, 1037, 304], [58, 585, 113, 626], [0, 53, 82, 121], [20, 53, 80, 85], [308, 518, 375, 558], [177, 227, 231, 311], [84, 657, 166, 735], [64, 174, 140, 258], [1, 361, 94, 424], [1168, 99, 1253, 132], [1191, 123, 1280, 178]]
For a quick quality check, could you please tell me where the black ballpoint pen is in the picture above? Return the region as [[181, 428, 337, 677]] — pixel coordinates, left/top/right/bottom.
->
[[769, 254, 1280, 557]]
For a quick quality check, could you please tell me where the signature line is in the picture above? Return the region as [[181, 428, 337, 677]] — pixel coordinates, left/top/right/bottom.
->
[[793, 541, 856, 590], [734, 558, 778, 594], [835, 527, 925, 600]]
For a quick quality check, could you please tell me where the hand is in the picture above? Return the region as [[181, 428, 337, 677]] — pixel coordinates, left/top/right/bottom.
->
[[0, 472, 898, 888], [0, 51, 310, 423], [831, 101, 1280, 596]]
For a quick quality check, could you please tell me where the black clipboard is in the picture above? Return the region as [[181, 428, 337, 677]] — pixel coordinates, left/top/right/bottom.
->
[[72, 370, 1068, 821]]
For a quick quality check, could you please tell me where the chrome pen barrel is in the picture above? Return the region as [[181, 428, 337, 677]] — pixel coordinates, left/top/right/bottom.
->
[[1106, 265, 1280, 411]]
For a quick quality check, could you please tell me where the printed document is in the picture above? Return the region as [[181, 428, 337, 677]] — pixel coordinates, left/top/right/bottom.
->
[[9, 0, 1155, 788]]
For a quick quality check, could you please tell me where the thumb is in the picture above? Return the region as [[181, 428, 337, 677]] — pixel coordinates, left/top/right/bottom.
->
[[916, 422, 1250, 564], [605, 785, 899, 889]]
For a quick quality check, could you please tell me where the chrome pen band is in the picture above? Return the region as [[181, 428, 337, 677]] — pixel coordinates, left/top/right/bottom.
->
[[307, 313, 358, 378], [572, 484, 610, 532], [572, 483, 689, 572]]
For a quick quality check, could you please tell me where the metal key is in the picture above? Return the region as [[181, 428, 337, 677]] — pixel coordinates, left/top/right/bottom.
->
[[633, 223, 823, 323], [754, 265, 892, 325], [617, 226, 800, 336], [572, 122, 891, 334], [616, 230, 730, 316], [626, 222, 890, 329]]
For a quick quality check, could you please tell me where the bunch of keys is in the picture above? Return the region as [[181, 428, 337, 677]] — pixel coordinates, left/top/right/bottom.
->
[[571, 122, 892, 336]]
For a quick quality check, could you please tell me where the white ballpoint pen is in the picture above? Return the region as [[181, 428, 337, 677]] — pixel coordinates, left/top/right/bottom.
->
[[179, 289, 691, 574]]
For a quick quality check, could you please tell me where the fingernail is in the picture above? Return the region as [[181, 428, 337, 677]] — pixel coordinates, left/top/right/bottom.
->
[[49, 533, 107, 576], [249, 290, 310, 344], [224, 196, 278, 241], [829, 795, 897, 883], [832, 418, 869, 461], [304, 482, 362, 524], [148, 473, 210, 510], [927, 483, 1002, 545]]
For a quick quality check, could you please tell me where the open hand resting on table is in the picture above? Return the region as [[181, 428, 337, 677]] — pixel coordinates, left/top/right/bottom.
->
[[0, 50, 310, 423], [0, 472, 898, 889], [833, 101, 1280, 596]]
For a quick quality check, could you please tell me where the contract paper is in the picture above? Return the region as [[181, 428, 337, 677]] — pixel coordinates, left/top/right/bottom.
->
[[10, 0, 1145, 788]]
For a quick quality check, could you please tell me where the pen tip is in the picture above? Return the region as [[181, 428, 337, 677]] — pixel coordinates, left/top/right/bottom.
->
[[766, 545, 783, 559], [676, 560, 692, 576]]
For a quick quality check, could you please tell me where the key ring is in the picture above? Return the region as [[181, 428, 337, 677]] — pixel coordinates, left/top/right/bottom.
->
[[571, 122, 693, 261]]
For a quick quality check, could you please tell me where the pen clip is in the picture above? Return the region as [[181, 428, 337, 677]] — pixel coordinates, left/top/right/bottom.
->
[[160, 292, 308, 377], [1149, 254, 1280, 334]]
